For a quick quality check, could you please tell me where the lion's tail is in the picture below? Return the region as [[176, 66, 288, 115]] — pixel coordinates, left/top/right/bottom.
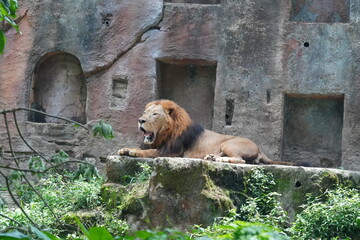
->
[[258, 151, 296, 166]]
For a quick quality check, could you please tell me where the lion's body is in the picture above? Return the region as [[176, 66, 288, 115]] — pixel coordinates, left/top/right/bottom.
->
[[118, 100, 295, 165]]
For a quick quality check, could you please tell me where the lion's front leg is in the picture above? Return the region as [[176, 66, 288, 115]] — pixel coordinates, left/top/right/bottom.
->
[[118, 148, 159, 158]]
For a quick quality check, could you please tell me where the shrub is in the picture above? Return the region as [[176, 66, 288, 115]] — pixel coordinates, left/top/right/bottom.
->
[[290, 187, 360, 239], [239, 168, 288, 229], [0, 174, 129, 238]]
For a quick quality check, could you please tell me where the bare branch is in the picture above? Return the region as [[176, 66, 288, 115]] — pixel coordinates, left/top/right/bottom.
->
[[0, 160, 94, 174], [0, 170, 40, 229], [0, 108, 88, 130], [2, 113, 15, 157], [0, 213, 22, 226]]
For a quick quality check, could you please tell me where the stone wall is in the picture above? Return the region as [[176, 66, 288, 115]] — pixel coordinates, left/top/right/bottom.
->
[[0, 0, 359, 170]]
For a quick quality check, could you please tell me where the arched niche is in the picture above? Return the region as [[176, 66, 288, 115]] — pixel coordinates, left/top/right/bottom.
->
[[29, 52, 87, 124]]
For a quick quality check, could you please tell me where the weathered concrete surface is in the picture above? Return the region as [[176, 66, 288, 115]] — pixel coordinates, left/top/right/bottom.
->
[[103, 156, 360, 230], [0, 0, 360, 171]]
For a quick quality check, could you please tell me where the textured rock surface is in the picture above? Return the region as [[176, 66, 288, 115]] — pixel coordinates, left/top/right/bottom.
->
[[0, 0, 359, 171], [103, 156, 360, 230]]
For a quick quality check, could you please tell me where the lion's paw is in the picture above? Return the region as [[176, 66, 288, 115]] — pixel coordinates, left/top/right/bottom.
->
[[118, 148, 131, 156], [204, 154, 216, 161], [118, 148, 142, 157]]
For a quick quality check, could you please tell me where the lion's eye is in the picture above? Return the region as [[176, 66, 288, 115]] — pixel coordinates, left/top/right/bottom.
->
[[153, 113, 158, 116]]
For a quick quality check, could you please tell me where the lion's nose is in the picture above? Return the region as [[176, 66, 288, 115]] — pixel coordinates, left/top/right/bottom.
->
[[139, 118, 146, 124]]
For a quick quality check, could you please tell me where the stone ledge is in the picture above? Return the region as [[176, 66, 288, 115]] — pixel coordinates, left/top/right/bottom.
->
[[104, 155, 360, 230]]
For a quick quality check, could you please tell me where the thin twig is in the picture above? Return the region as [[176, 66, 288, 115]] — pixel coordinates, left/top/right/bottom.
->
[[3, 113, 15, 157], [0, 108, 88, 130], [11, 111, 63, 222], [0, 213, 22, 226], [0, 160, 93, 173], [12, 111, 49, 162]]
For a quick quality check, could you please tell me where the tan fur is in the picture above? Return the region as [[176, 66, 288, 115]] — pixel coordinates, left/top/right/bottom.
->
[[118, 100, 295, 165]]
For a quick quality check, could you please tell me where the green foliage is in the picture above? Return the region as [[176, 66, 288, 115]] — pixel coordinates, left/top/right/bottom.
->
[[0, 0, 20, 54], [50, 150, 69, 165], [290, 187, 360, 240], [126, 229, 192, 240], [123, 162, 152, 184], [0, 174, 103, 232], [239, 168, 288, 229], [192, 209, 289, 239], [0, 231, 29, 239], [92, 121, 114, 140], [217, 221, 289, 240], [72, 163, 100, 181], [28, 156, 46, 176], [0, 30, 5, 54]]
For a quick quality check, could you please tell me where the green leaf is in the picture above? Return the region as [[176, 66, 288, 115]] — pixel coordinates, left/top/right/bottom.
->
[[30, 226, 53, 240], [0, 30, 6, 54], [0, 1, 10, 16], [28, 155, 45, 173], [50, 150, 69, 164], [74, 217, 90, 238], [8, 170, 23, 181], [88, 227, 114, 240], [0, 231, 29, 239], [4, 15, 20, 33], [92, 121, 114, 140], [8, 0, 18, 17]]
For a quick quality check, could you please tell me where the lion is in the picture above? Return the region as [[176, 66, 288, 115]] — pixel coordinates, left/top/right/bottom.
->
[[118, 99, 297, 165]]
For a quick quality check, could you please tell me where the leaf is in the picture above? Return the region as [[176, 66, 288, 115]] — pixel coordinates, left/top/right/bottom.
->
[[0, 30, 6, 54], [8, 170, 23, 181], [50, 150, 69, 164], [92, 121, 114, 140], [4, 15, 20, 33], [30, 226, 53, 240], [88, 227, 114, 240], [0, 231, 29, 239], [74, 217, 90, 238], [28, 155, 45, 173]]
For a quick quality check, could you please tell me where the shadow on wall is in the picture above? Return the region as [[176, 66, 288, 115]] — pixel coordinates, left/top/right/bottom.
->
[[29, 52, 87, 124], [156, 58, 217, 129], [282, 94, 344, 168]]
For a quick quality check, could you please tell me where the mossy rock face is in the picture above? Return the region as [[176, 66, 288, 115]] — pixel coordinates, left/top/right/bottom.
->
[[104, 156, 360, 230], [145, 158, 235, 229]]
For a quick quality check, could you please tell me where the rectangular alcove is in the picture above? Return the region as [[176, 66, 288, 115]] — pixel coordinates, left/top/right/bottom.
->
[[282, 94, 344, 168], [111, 77, 128, 108], [290, 0, 349, 23], [156, 59, 217, 129]]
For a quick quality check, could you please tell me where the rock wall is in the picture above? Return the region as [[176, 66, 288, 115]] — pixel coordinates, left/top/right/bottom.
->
[[103, 156, 360, 230], [0, 0, 360, 170]]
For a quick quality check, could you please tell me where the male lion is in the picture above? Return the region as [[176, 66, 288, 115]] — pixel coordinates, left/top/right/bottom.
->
[[118, 99, 296, 165]]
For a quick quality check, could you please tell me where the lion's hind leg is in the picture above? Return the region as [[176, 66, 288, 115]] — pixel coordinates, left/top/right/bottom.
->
[[209, 138, 259, 164], [204, 153, 246, 164]]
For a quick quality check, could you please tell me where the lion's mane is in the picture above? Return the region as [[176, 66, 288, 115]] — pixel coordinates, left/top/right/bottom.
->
[[140, 100, 204, 156]]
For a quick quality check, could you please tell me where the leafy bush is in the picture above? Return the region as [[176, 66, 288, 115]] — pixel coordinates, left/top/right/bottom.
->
[[290, 187, 360, 239], [239, 168, 288, 229], [123, 162, 152, 184], [0, 174, 130, 239], [1, 174, 102, 226], [192, 208, 289, 239]]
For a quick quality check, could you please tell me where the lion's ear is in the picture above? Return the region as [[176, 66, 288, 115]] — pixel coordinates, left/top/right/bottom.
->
[[168, 108, 174, 117]]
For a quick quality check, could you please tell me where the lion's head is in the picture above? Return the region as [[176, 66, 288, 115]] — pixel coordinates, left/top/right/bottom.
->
[[138, 100, 192, 148]]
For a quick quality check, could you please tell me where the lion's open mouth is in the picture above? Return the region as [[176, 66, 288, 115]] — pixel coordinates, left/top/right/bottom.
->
[[140, 127, 155, 144]]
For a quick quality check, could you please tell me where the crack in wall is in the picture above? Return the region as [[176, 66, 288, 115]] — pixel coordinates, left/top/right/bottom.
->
[[84, 6, 165, 78]]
